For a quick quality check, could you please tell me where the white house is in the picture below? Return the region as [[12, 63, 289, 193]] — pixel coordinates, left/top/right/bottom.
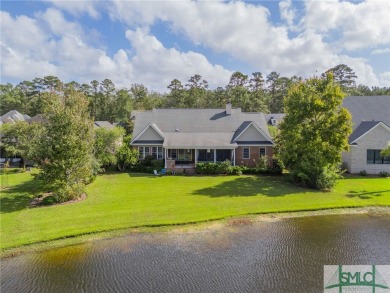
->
[[342, 96, 390, 174]]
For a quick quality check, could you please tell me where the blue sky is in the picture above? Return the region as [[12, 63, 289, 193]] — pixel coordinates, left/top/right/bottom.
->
[[1, 0, 389, 92]]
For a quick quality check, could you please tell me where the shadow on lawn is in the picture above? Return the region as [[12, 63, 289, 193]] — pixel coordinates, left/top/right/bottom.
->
[[345, 190, 388, 200], [192, 176, 311, 197], [0, 179, 45, 213]]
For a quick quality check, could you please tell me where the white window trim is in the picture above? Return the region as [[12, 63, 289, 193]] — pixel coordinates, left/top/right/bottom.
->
[[243, 147, 250, 159], [157, 147, 163, 159]]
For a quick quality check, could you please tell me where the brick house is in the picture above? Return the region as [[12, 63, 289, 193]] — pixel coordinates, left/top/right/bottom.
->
[[130, 104, 275, 171]]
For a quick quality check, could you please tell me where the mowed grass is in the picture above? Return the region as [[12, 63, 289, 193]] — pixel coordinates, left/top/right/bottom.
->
[[1, 171, 389, 250]]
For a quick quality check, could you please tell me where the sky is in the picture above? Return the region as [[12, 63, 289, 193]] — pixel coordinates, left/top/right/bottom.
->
[[1, 0, 390, 92]]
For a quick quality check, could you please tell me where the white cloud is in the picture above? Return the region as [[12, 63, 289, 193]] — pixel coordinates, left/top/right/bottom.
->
[[371, 48, 390, 55], [0, 9, 231, 91], [2, 1, 389, 89], [279, 0, 295, 27], [106, 0, 389, 87], [303, 0, 390, 51], [46, 0, 101, 19], [125, 29, 232, 90], [379, 72, 390, 86]]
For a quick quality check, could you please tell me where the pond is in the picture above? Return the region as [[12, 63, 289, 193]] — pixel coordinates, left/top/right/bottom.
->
[[1, 214, 390, 292]]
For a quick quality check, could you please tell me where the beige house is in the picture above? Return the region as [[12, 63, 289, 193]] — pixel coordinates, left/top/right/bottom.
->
[[342, 96, 390, 174], [130, 104, 275, 171]]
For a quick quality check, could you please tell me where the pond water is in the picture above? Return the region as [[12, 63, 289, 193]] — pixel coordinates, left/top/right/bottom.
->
[[1, 214, 390, 293]]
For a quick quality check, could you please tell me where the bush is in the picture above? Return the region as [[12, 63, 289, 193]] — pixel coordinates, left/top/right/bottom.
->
[[229, 166, 242, 175], [379, 171, 390, 177], [195, 160, 234, 175], [256, 156, 268, 171], [54, 183, 85, 203], [315, 166, 341, 191], [0, 168, 23, 175], [41, 195, 58, 206], [359, 170, 368, 176]]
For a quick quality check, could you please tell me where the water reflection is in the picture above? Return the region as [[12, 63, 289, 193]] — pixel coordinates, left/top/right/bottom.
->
[[2, 214, 390, 293]]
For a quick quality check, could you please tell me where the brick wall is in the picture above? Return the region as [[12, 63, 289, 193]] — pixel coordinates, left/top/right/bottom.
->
[[235, 146, 274, 167]]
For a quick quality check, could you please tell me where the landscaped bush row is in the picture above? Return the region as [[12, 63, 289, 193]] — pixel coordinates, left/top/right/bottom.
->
[[130, 155, 164, 173], [241, 158, 284, 175]]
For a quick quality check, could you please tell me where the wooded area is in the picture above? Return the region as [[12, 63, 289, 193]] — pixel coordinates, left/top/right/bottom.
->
[[1, 64, 389, 122]]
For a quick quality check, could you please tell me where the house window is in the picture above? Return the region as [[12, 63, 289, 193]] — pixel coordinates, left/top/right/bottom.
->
[[216, 149, 231, 162], [259, 148, 266, 157], [168, 149, 177, 159], [138, 146, 150, 159], [157, 147, 163, 159], [243, 147, 250, 159], [198, 149, 214, 162], [367, 149, 390, 164], [151, 147, 157, 159], [138, 147, 144, 159]]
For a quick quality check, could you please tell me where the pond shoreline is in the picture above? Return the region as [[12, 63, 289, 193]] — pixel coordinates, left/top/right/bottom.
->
[[2, 206, 390, 259]]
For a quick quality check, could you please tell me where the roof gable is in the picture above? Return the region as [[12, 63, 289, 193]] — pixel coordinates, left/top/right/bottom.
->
[[233, 121, 273, 143], [132, 108, 271, 138], [349, 121, 390, 144], [131, 123, 165, 143]]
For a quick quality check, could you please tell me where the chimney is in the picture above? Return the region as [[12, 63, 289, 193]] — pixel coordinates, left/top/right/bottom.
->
[[226, 102, 232, 115]]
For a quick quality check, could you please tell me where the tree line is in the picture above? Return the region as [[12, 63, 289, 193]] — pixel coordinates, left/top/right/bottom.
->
[[1, 64, 389, 122]]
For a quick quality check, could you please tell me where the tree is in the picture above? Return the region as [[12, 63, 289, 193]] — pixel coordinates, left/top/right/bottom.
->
[[99, 79, 116, 121], [266, 72, 293, 113], [277, 73, 352, 190], [185, 74, 209, 108], [35, 91, 96, 201], [249, 72, 269, 113], [226, 72, 251, 111], [94, 126, 125, 167], [322, 64, 357, 94], [116, 136, 138, 171], [0, 122, 44, 169], [381, 144, 390, 157], [0, 83, 23, 114], [167, 79, 187, 108]]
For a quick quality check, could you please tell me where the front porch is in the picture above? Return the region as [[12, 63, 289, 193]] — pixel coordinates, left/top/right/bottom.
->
[[164, 148, 236, 169]]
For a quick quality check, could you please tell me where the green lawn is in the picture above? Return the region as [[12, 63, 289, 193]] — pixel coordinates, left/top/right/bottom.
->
[[1, 171, 389, 250]]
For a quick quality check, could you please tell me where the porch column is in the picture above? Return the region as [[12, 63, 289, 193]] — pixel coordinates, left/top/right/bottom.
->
[[164, 148, 168, 168], [233, 149, 236, 166], [195, 148, 197, 164], [214, 149, 216, 163]]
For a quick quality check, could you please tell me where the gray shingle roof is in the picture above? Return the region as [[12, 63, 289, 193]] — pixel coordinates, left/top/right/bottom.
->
[[132, 108, 272, 147], [348, 121, 382, 144], [342, 96, 390, 131], [342, 96, 390, 144], [0, 110, 30, 123], [94, 121, 115, 130], [133, 108, 270, 136], [264, 113, 285, 125]]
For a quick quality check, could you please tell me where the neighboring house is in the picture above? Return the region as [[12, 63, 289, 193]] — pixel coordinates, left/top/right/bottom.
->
[[94, 121, 115, 130], [130, 103, 274, 170], [264, 113, 285, 126], [342, 96, 390, 174], [0, 110, 30, 124]]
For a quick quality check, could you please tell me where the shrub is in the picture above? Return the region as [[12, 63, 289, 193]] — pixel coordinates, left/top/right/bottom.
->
[[316, 166, 341, 191], [256, 156, 268, 171], [359, 170, 368, 176], [195, 161, 233, 175], [379, 171, 390, 177], [54, 183, 85, 203], [229, 166, 242, 175], [41, 195, 58, 206]]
